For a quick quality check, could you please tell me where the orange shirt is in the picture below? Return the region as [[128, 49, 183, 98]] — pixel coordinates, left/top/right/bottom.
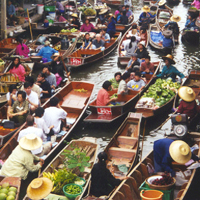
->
[[96, 88, 110, 106]]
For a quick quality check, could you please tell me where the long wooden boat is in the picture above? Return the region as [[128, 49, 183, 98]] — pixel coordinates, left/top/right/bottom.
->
[[23, 138, 98, 200], [66, 32, 122, 69], [116, 17, 135, 34], [108, 132, 200, 200], [117, 26, 149, 67], [0, 81, 94, 168], [181, 28, 200, 45], [84, 62, 160, 123]]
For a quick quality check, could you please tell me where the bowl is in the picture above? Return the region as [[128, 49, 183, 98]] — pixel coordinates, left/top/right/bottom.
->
[[63, 183, 83, 199], [74, 177, 86, 187], [145, 175, 176, 191]]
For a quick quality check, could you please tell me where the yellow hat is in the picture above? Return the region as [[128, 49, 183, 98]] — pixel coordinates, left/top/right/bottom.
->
[[169, 140, 191, 164], [142, 5, 150, 12], [99, 8, 108, 15], [27, 178, 53, 200], [158, 0, 166, 6], [170, 15, 181, 22], [178, 86, 196, 102], [19, 133, 42, 151], [71, 13, 78, 18], [162, 54, 175, 64]]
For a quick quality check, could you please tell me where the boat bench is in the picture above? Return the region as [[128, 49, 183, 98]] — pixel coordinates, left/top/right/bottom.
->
[[117, 136, 138, 149]]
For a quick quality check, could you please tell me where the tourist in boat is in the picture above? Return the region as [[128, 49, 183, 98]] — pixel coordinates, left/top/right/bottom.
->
[[135, 41, 149, 61], [153, 138, 199, 177], [42, 66, 57, 90], [107, 14, 116, 38], [91, 152, 127, 197], [97, 8, 108, 25], [36, 41, 58, 62], [80, 18, 95, 32], [109, 72, 122, 90], [191, 0, 200, 9], [24, 82, 39, 113], [129, 68, 140, 80], [55, 67, 65, 87], [139, 6, 155, 28], [125, 5, 133, 19], [7, 84, 17, 106], [127, 71, 145, 91], [140, 55, 155, 74], [96, 81, 117, 106], [17, 115, 52, 156], [185, 14, 196, 28], [158, 0, 167, 9], [118, 11, 128, 25], [34, 107, 54, 141], [36, 73, 52, 101], [114, 7, 121, 22], [100, 29, 110, 43], [70, 13, 81, 30], [156, 54, 185, 82], [43, 97, 67, 134], [120, 34, 131, 51], [15, 38, 29, 58], [128, 24, 141, 42], [126, 53, 140, 72], [91, 34, 105, 51], [162, 30, 173, 53], [54, 1, 65, 13], [7, 0, 17, 26], [0, 133, 44, 180], [56, 11, 67, 22], [124, 36, 137, 57], [117, 72, 130, 95], [81, 33, 93, 50], [8, 91, 29, 126], [139, 27, 147, 43]]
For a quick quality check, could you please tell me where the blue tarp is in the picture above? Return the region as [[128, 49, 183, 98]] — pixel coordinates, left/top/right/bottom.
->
[[151, 31, 164, 43]]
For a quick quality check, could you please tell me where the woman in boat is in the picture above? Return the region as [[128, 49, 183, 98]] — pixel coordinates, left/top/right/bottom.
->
[[91, 152, 127, 197], [128, 24, 141, 42], [139, 6, 155, 29], [56, 11, 67, 22], [96, 81, 117, 106], [70, 13, 81, 30], [7, 84, 17, 106], [15, 38, 29, 58], [100, 29, 110, 43], [126, 53, 140, 72], [109, 72, 122, 90], [118, 10, 128, 25], [139, 27, 147, 43], [117, 72, 130, 95], [124, 36, 137, 57], [158, 0, 167, 9], [97, 8, 108, 25], [191, 0, 200, 9], [135, 41, 149, 61], [8, 91, 29, 126], [153, 138, 199, 177], [162, 30, 173, 54], [107, 14, 116, 38], [185, 14, 196, 29], [156, 54, 185, 82], [80, 18, 95, 32]]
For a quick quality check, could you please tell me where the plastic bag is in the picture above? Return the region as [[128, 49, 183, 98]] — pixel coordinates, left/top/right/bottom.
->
[[175, 171, 189, 186], [187, 162, 200, 170], [147, 163, 155, 176]]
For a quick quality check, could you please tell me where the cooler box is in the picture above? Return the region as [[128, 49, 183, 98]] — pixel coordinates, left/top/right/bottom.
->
[[44, 6, 56, 12]]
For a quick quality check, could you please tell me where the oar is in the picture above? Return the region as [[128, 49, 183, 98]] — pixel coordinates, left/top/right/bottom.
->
[[60, 54, 71, 81], [140, 120, 146, 159], [27, 9, 33, 42]]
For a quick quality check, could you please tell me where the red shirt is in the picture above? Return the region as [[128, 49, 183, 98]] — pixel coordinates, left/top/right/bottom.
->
[[96, 88, 110, 106], [140, 62, 155, 73], [177, 100, 199, 119]]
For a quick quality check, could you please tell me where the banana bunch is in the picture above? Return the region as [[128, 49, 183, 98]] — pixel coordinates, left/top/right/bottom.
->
[[74, 88, 88, 93], [1, 74, 19, 82], [43, 170, 58, 192], [54, 44, 61, 51]]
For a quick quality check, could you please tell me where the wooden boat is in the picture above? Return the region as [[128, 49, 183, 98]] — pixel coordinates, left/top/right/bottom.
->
[[182, 0, 193, 4], [66, 32, 122, 69], [116, 17, 135, 34], [108, 129, 200, 200], [84, 62, 160, 123], [117, 26, 149, 67], [104, 0, 122, 7], [181, 28, 200, 45], [0, 81, 94, 168], [23, 138, 98, 200]]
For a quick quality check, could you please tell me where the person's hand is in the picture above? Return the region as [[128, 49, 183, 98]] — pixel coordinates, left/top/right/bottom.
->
[[39, 162, 43, 167], [111, 97, 117, 101], [49, 125, 54, 129], [39, 158, 44, 165], [145, 69, 150, 73], [122, 176, 129, 180]]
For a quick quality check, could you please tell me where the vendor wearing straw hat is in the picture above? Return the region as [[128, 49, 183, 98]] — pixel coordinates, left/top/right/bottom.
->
[[0, 133, 44, 180], [97, 8, 109, 25], [158, 0, 167, 9], [156, 54, 185, 82], [154, 138, 200, 177], [177, 86, 200, 119], [70, 13, 81, 29]]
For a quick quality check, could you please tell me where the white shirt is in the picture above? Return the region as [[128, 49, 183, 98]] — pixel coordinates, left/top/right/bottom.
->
[[122, 39, 131, 48], [43, 107, 67, 134], [17, 126, 46, 155], [26, 90, 39, 108], [34, 117, 50, 134], [128, 30, 141, 42]]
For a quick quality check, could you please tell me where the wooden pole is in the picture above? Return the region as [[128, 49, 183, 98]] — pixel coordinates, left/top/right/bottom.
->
[[27, 9, 33, 42], [1, 0, 7, 39], [140, 120, 146, 160]]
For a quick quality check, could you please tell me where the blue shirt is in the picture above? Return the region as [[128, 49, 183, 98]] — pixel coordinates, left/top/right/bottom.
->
[[157, 65, 184, 82], [117, 14, 121, 22], [139, 12, 155, 23], [102, 33, 110, 43], [79, 0, 87, 5], [107, 17, 116, 33], [163, 37, 173, 48], [37, 46, 58, 62], [7, 4, 15, 15], [126, 10, 133, 18], [185, 19, 196, 28]]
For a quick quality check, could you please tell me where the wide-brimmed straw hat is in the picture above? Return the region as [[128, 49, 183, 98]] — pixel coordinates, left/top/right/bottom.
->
[[139, 40, 146, 47], [169, 140, 191, 164], [142, 5, 150, 12], [71, 13, 78, 18], [162, 54, 175, 64], [170, 15, 181, 22], [178, 86, 196, 102], [27, 178, 53, 200], [19, 133, 42, 151], [99, 8, 108, 15], [158, 0, 166, 6]]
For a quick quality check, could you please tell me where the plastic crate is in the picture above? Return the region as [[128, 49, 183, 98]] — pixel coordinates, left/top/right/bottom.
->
[[44, 6, 56, 12], [139, 181, 174, 200]]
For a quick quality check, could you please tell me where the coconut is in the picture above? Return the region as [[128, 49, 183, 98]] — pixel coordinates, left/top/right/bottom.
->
[[1, 183, 9, 189], [8, 188, 16, 193], [0, 193, 7, 200], [6, 195, 14, 200], [0, 189, 8, 195], [7, 192, 15, 198]]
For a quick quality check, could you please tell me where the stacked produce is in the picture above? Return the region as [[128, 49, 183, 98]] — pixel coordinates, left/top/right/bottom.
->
[[83, 8, 96, 16], [64, 184, 82, 195], [152, 172, 174, 185], [74, 88, 88, 93], [61, 28, 78, 33], [78, 6, 87, 12], [1, 74, 19, 82], [0, 182, 17, 200]]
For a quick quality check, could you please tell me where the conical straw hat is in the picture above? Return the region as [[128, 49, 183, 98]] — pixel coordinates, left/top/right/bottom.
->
[[170, 15, 181, 22], [158, 0, 166, 6], [142, 5, 150, 12], [178, 86, 196, 102], [99, 8, 108, 15], [162, 54, 175, 64]]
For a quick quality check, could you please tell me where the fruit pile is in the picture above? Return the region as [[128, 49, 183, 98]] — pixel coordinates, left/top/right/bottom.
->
[[110, 93, 117, 99], [74, 88, 88, 93], [1, 74, 20, 82], [152, 173, 174, 185], [83, 8, 96, 16], [61, 28, 78, 33], [0, 182, 17, 200], [64, 184, 82, 195]]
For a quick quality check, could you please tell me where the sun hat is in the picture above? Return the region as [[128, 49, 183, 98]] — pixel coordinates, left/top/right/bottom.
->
[[162, 54, 175, 64], [158, 0, 166, 6], [170, 15, 181, 22], [178, 86, 196, 102], [139, 40, 146, 47], [71, 13, 78, 18], [142, 5, 150, 12], [27, 178, 53, 200], [99, 8, 108, 15], [19, 133, 42, 151], [169, 140, 192, 164], [163, 30, 173, 38], [44, 41, 50, 46]]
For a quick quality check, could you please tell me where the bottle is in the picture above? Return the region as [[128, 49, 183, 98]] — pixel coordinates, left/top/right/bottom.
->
[[61, 36, 69, 50]]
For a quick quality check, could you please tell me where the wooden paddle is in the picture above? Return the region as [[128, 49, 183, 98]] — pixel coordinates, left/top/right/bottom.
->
[[27, 9, 33, 42], [60, 54, 71, 81]]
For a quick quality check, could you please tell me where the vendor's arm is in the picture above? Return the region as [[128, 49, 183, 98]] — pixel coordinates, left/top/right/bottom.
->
[[191, 0, 196, 5], [177, 100, 184, 114], [156, 66, 167, 78], [106, 168, 121, 187], [174, 68, 185, 79], [25, 155, 42, 172]]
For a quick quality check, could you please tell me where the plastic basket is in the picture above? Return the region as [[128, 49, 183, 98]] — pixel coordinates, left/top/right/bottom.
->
[[44, 5, 56, 12], [139, 181, 174, 200], [63, 183, 83, 199]]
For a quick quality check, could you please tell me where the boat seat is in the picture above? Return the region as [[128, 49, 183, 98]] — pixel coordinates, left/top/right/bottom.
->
[[117, 136, 138, 149]]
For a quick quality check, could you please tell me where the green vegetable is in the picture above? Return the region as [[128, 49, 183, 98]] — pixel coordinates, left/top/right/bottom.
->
[[110, 93, 118, 99], [65, 185, 82, 195]]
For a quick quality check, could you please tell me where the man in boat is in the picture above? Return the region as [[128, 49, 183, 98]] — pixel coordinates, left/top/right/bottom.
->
[[17, 115, 52, 157], [120, 34, 131, 51], [117, 72, 130, 95], [125, 5, 133, 19], [7, 84, 17, 106], [158, 0, 167, 9], [126, 53, 140, 72], [97, 9, 109, 25], [118, 11, 128, 25], [153, 138, 199, 177], [140, 55, 155, 75], [156, 54, 185, 82], [162, 30, 173, 54], [70, 13, 81, 30], [96, 81, 117, 106], [54, 1, 65, 13], [7, 1, 17, 26], [185, 14, 196, 29], [127, 71, 145, 91], [91, 34, 105, 51], [107, 14, 116, 38], [109, 72, 122, 90], [0, 133, 44, 180], [100, 29, 110, 43]]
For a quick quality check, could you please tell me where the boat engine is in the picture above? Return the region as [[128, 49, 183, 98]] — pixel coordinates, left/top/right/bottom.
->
[[171, 114, 188, 138]]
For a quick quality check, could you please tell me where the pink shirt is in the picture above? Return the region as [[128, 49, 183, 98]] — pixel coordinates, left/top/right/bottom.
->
[[191, 0, 200, 9], [58, 15, 67, 22], [9, 64, 25, 82], [96, 88, 110, 106], [15, 44, 29, 57], [55, 73, 62, 86], [80, 23, 95, 32]]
